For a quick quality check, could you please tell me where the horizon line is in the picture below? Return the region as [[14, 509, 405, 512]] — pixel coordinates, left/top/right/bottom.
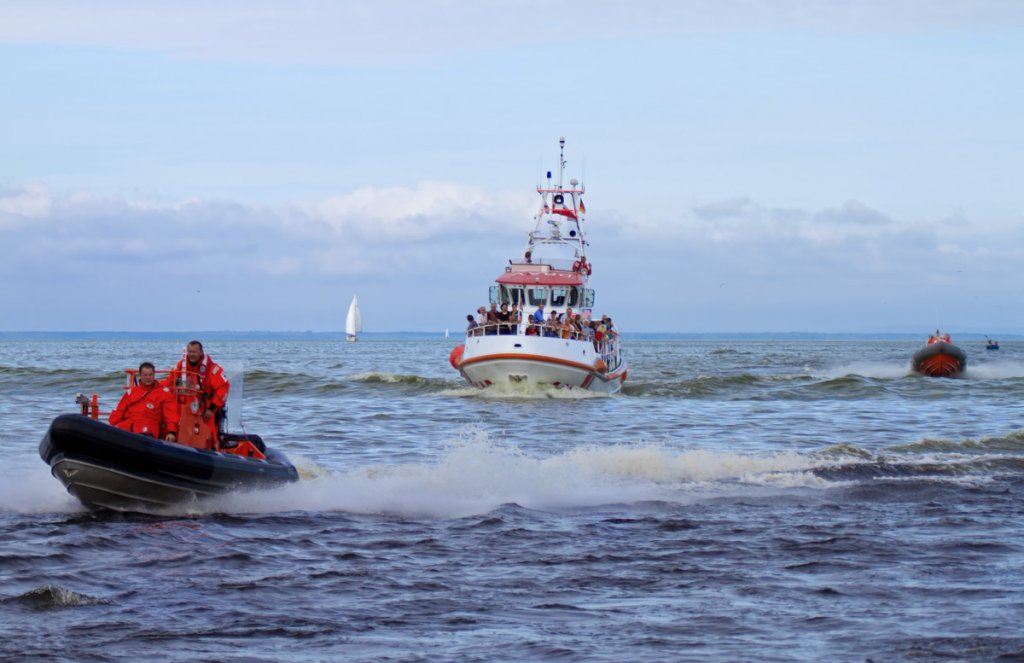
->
[[1, 330, 1020, 340]]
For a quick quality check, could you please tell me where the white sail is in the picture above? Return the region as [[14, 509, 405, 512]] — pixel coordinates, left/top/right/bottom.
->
[[345, 295, 362, 341]]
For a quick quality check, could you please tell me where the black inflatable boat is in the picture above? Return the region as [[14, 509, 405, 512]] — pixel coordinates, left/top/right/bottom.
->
[[40, 414, 299, 512], [911, 334, 967, 379]]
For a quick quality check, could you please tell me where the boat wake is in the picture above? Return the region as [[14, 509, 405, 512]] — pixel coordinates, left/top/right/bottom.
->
[[440, 381, 611, 400], [200, 439, 822, 518], [192, 427, 1024, 518], [822, 362, 914, 380], [13, 428, 1024, 519], [350, 372, 454, 392], [962, 361, 1024, 379]]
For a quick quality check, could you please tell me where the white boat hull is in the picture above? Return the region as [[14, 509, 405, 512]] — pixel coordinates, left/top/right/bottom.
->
[[455, 335, 626, 394]]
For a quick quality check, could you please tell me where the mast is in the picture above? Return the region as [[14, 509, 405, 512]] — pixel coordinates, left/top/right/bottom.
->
[[522, 138, 589, 269], [558, 136, 565, 190]]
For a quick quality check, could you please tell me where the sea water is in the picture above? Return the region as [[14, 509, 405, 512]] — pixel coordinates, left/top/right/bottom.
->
[[2, 337, 1024, 661]]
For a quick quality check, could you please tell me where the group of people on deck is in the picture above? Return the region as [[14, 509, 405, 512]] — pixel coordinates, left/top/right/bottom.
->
[[465, 303, 617, 347], [108, 340, 229, 445], [926, 329, 952, 345]]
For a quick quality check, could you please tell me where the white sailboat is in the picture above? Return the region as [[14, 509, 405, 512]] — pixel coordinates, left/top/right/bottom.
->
[[345, 295, 362, 342]]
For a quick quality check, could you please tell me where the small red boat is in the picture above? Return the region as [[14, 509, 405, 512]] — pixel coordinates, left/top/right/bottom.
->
[[911, 331, 967, 378]]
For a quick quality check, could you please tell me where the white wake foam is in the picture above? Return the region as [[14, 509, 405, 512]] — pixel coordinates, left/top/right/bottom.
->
[[823, 362, 913, 379], [5, 432, 833, 519], [0, 470, 83, 514], [207, 434, 824, 518], [439, 381, 610, 400], [962, 361, 1024, 379]]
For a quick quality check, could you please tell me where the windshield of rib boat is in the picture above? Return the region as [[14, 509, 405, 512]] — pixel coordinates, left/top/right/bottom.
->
[[220, 361, 243, 431]]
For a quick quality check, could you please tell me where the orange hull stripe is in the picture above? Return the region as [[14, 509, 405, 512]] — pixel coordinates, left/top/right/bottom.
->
[[918, 355, 963, 377], [460, 352, 625, 383]]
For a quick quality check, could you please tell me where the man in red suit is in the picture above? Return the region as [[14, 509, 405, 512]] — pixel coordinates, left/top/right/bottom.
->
[[171, 340, 230, 431], [109, 362, 179, 441]]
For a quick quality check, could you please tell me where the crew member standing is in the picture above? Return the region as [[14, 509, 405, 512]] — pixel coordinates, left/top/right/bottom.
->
[[171, 340, 230, 437], [109, 362, 179, 441]]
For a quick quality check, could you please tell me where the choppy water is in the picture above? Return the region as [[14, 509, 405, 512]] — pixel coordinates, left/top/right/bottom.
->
[[3, 337, 1024, 661]]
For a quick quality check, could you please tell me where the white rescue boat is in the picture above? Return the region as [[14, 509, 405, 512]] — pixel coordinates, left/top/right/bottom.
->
[[450, 138, 627, 393]]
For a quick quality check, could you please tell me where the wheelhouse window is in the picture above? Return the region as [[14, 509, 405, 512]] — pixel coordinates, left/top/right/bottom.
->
[[500, 285, 525, 307], [551, 287, 568, 307], [582, 288, 595, 308], [528, 287, 548, 307]]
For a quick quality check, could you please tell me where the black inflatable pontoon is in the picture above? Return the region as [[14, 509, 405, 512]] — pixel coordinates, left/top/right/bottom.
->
[[40, 414, 299, 512]]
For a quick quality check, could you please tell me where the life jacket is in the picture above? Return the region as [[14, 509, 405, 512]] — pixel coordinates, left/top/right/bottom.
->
[[169, 354, 230, 410], [109, 382, 179, 437]]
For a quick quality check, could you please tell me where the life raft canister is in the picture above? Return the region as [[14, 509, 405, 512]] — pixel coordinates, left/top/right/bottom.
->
[[449, 345, 465, 370]]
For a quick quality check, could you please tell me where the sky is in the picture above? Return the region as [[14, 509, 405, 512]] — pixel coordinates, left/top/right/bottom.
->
[[1, 0, 1023, 334]]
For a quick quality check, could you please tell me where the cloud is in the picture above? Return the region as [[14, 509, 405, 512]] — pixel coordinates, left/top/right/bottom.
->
[[300, 181, 529, 243], [692, 197, 758, 222], [813, 200, 894, 227], [0, 183, 51, 219], [2, 183, 1022, 332], [0, 181, 529, 280], [683, 197, 893, 248]]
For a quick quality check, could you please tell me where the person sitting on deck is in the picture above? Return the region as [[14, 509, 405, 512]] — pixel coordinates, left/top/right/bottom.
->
[[466, 314, 479, 336], [545, 310, 561, 338], [510, 303, 522, 334], [497, 303, 513, 335], [596, 315, 614, 339], [485, 303, 499, 335], [528, 304, 545, 335], [580, 318, 594, 342], [560, 315, 574, 339], [593, 320, 606, 350], [568, 313, 583, 339], [109, 362, 179, 442]]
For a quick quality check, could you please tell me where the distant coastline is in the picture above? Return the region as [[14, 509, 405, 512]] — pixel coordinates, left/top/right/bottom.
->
[[1, 331, 1020, 341]]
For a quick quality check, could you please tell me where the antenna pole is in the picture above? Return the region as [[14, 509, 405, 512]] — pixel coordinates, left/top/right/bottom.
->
[[558, 136, 565, 189]]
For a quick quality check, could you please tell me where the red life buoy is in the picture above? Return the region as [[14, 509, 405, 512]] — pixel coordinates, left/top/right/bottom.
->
[[572, 259, 581, 272], [449, 345, 465, 370]]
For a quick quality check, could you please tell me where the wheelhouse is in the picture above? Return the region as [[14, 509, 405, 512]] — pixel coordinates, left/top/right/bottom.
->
[[490, 264, 595, 313]]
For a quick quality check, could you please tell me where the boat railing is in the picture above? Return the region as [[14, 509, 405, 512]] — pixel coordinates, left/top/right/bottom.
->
[[600, 337, 622, 372], [464, 322, 622, 366], [75, 367, 201, 420], [508, 257, 577, 272]]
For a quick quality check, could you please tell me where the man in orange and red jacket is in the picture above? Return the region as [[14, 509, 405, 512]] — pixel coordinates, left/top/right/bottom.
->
[[109, 362, 180, 441], [171, 340, 230, 431]]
